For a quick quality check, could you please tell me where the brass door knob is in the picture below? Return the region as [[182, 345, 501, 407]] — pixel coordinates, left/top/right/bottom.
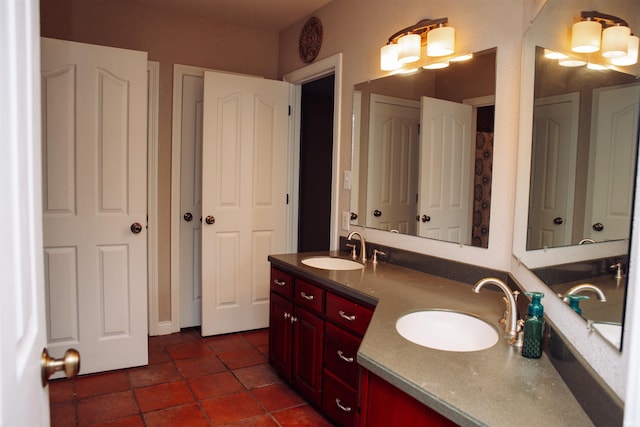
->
[[130, 222, 143, 234], [41, 348, 80, 386]]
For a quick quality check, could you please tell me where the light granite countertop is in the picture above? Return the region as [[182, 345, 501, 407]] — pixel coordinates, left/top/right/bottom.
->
[[268, 251, 594, 427]]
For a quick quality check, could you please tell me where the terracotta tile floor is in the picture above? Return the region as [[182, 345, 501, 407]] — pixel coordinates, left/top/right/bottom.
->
[[49, 328, 334, 426]]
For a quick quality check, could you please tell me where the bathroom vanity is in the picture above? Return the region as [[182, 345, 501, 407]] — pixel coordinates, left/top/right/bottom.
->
[[268, 252, 594, 427]]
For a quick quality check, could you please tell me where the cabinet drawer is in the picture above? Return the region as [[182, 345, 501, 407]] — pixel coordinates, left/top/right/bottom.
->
[[294, 279, 325, 314], [326, 293, 373, 336], [323, 370, 358, 427], [270, 267, 293, 298], [324, 322, 361, 388]]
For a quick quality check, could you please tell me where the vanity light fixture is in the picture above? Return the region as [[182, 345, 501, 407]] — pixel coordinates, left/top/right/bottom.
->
[[570, 11, 638, 66], [612, 35, 639, 66], [380, 17, 464, 72]]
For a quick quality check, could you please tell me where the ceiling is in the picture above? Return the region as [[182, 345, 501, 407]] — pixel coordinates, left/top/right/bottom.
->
[[130, 0, 332, 32]]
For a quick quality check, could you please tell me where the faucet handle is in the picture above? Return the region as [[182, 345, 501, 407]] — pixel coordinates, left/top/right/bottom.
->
[[346, 243, 357, 260], [508, 319, 525, 348], [610, 262, 624, 279], [373, 249, 386, 264]]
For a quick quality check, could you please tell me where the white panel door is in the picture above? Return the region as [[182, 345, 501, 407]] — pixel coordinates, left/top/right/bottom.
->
[[41, 38, 148, 374], [418, 97, 472, 243], [178, 72, 205, 328], [201, 71, 289, 336], [587, 84, 640, 242], [1, 1, 50, 424], [367, 94, 420, 234], [528, 94, 579, 249]]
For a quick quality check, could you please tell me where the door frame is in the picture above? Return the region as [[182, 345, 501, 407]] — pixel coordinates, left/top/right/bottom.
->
[[283, 53, 343, 252]]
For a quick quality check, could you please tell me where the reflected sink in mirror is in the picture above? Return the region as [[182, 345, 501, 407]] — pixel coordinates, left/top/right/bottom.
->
[[396, 310, 499, 352], [301, 256, 364, 271], [591, 321, 622, 349]]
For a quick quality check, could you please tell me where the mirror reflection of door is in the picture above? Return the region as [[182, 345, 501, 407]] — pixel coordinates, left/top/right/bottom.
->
[[366, 94, 420, 234], [418, 97, 472, 243], [586, 83, 640, 242], [528, 93, 579, 249]]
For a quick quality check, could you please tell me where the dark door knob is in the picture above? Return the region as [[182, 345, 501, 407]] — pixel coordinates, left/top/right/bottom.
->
[[593, 222, 604, 232], [205, 215, 216, 225], [553, 217, 563, 225], [373, 210, 382, 217], [130, 223, 143, 234], [183, 212, 193, 222], [421, 215, 431, 223]]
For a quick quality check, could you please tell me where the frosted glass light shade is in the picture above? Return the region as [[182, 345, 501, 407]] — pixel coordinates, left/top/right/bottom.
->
[[397, 33, 421, 63], [427, 26, 455, 57], [612, 35, 639, 66], [380, 44, 400, 70], [571, 20, 602, 53], [602, 25, 631, 58]]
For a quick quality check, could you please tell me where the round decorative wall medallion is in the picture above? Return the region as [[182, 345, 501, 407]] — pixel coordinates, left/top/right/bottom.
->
[[299, 16, 323, 63]]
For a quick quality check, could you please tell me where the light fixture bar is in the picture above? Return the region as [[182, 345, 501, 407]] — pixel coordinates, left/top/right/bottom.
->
[[579, 11, 628, 28], [386, 18, 449, 45]]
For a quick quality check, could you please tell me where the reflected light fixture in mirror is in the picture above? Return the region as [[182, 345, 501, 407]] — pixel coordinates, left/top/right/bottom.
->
[[569, 11, 638, 66], [379, 17, 465, 72]]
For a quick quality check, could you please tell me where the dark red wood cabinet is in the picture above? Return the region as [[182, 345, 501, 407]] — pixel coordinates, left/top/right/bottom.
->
[[359, 370, 458, 427], [268, 266, 373, 426]]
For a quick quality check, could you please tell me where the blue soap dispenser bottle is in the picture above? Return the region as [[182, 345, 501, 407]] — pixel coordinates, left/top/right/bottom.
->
[[522, 292, 545, 358]]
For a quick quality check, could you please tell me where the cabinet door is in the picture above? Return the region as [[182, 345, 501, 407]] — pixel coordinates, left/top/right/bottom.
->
[[293, 306, 325, 405], [361, 371, 457, 427], [269, 292, 293, 381]]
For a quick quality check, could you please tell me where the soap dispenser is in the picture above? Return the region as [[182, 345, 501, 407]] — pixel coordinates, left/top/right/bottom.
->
[[522, 292, 545, 359], [566, 294, 589, 315]]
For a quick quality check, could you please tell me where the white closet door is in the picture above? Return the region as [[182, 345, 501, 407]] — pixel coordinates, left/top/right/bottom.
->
[[201, 71, 289, 336]]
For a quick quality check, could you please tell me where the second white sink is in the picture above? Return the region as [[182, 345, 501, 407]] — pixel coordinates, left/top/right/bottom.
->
[[396, 310, 499, 352], [301, 256, 364, 271]]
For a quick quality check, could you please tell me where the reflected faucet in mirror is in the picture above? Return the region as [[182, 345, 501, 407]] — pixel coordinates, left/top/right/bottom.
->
[[561, 283, 607, 303], [561, 283, 607, 316]]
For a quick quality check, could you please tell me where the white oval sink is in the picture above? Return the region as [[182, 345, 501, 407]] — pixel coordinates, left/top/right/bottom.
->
[[396, 310, 499, 352], [301, 256, 364, 271], [591, 322, 622, 348]]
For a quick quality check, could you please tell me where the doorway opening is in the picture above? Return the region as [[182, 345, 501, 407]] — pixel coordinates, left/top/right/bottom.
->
[[297, 75, 335, 252]]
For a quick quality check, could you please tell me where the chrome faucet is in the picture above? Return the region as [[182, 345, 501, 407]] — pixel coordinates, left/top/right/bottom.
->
[[472, 278, 519, 339], [562, 283, 607, 302], [347, 231, 367, 262]]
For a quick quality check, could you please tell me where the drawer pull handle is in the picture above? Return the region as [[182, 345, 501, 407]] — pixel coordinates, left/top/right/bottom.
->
[[337, 350, 353, 363], [339, 310, 356, 322], [335, 398, 352, 413], [273, 279, 286, 287], [300, 292, 314, 301], [283, 312, 290, 320], [290, 316, 297, 324]]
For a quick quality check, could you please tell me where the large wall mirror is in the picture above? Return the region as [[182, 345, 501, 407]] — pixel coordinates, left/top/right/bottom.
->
[[515, 0, 640, 350], [350, 49, 496, 248]]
